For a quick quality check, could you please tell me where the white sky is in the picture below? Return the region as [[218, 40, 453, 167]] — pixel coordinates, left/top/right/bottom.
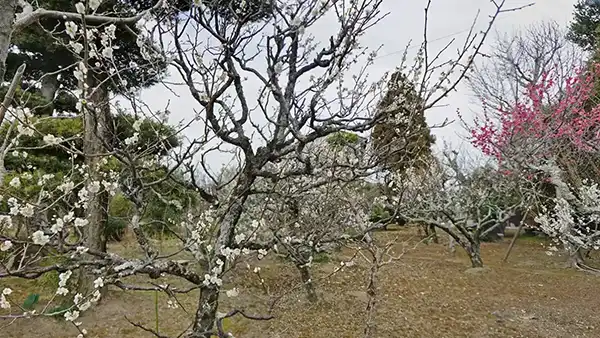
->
[[131, 0, 579, 171]]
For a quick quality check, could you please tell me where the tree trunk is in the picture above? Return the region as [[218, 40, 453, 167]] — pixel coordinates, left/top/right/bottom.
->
[[363, 256, 378, 338], [448, 234, 456, 255], [188, 286, 219, 338], [296, 264, 318, 303], [188, 172, 255, 337], [467, 241, 484, 268], [566, 248, 585, 269], [77, 74, 110, 297], [502, 219, 524, 263], [363, 247, 382, 338], [0, 0, 17, 83]]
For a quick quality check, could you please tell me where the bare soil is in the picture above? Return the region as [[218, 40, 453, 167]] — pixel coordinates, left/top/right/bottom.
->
[[2, 229, 600, 338]]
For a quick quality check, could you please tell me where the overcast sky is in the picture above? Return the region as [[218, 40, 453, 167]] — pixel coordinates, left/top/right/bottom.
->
[[127, 0, 579, 172]]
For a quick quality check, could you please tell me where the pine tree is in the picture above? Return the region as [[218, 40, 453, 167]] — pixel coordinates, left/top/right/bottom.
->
[[371, 71, 435, 175], [568, 0, 600, 51]]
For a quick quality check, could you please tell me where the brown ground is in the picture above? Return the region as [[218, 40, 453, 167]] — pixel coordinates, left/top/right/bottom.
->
[[2, 228, 600, 338]]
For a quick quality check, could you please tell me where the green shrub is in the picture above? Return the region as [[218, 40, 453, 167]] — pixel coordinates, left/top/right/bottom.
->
[[369, 203, 391, 223], [105, 216, 127, 242]]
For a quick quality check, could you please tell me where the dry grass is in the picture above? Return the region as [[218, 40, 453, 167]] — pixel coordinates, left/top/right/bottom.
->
[[2, 228, 600, 337]]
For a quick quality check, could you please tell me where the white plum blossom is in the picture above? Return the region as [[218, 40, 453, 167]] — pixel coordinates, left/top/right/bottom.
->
[[75, 2, 86, 14], [38, 173, 55, 186], [64, 310, 80, 322], [0, 240, 12, 252], [225, 288, 239, 298], [58, 270, 72, 288], [56, 287, 69, 296], [93, 277, 104, 288], [132, 119, 143, 131], [101, 47, 113, 59], [20, 204, 35, 218], [104, 24, 117, 39], [58, 181, 75, 193], [87, 181, 101, 194], [69, 41, 84, 54], [63, 211, 75, 223], [65, 21, 78, 39], [202, 273, 223, 287], [50, 219, 65, 234], [73, 62, 87, 83], [17, 124, 34, 136], [74, 218, 89, 228], [90, 290, 102, 303], [9, 177, 20, 188], [31, 230, 50, 246], [74, 293, 83, 305], [102, 180, 119, 196], [43, 134, 62, 145], [8, 198, 20, 216], [0, 291, 10, 309], [88, 48, 97, 59], [124, 132, 139, 146], [234, 233, 246, 244], [89, 0, 102, 11], [0, 295, 9, 309]]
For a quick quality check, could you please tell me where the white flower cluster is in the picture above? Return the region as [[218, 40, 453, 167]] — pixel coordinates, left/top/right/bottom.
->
[[0, 288, 12, 309], [202, 259, 224, 287], [43, 134, 63, 145], [63, 278, 102, 323], [535, 182, 600, 252], [56, 270, 72, 296]]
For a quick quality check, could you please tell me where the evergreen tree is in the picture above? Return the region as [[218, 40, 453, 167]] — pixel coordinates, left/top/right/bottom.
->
[[371, 71, 435, 175], [568, 0, 600, 51]]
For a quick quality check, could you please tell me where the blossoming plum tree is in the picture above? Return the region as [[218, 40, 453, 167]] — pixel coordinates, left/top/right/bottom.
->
[[0, 0, 522, 337], [468, 56, 600, 271]]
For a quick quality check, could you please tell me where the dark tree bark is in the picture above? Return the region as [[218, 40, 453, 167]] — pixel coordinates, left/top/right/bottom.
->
[[297, 263, 318, 303], [363, 255, 378, 338], [77, 74, 110, 297], [467, 241, 484, 268], [566, 248, 586, 269]]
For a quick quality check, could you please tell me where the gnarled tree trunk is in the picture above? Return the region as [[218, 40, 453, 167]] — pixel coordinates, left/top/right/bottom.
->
[[296, 263, 318, 303], [188, 172, 255, 337], [466, 240, 483, 268]]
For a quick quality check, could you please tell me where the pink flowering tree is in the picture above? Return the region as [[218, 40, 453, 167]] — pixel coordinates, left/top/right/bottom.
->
[[470, 64, 600, 169], [468, 62, 600, 270]]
